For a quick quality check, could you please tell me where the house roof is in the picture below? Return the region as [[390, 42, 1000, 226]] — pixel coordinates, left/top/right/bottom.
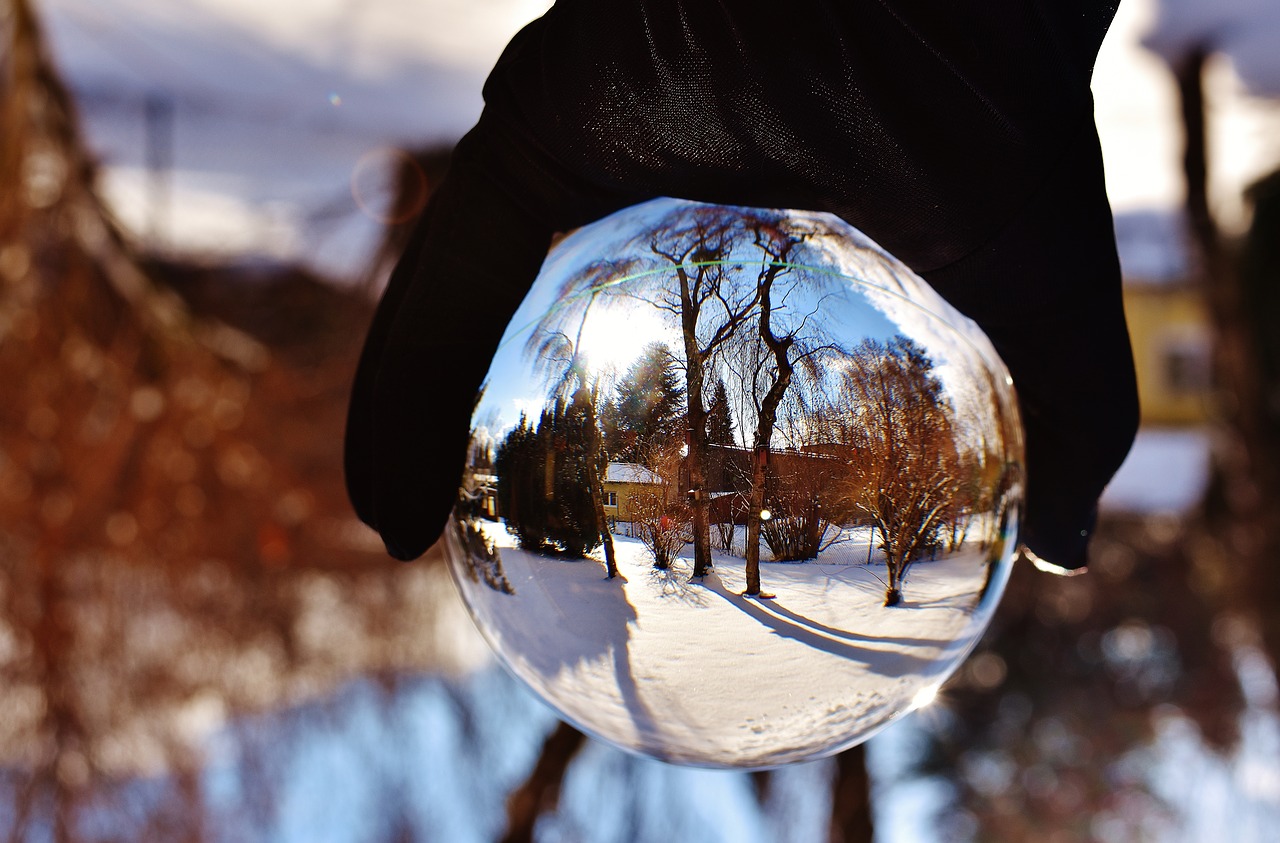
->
[[604, 462, 665, 485]]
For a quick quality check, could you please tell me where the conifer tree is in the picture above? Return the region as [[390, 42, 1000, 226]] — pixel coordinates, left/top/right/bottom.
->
[[547, 388, 603, 557], [706, 378, 736, 447], [602, 342, 686, 464], [495, 413, 553, 552]]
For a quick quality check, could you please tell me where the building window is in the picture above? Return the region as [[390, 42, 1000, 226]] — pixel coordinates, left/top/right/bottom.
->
[[603, 491, 618, 507], [1159, 328, 1212, 394]]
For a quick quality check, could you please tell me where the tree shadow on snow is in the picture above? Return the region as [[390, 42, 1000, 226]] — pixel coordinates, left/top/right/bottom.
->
[[468, 548, 664, 745], [707, 586, 946, 679], [647, 563, 713, 607], [761, 599, 960, 650], [903, 591, 977, 611]]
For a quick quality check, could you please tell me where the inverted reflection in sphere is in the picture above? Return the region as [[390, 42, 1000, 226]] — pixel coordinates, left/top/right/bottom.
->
[[445, 198, 1023, 768]]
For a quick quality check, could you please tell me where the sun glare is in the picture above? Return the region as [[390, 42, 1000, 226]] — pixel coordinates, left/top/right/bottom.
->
[[911, 684, 940, 710], [574, 302, 674, 375]]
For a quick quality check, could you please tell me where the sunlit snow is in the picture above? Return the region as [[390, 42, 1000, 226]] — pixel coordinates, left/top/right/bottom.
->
[[454, 522, 1005, 768]]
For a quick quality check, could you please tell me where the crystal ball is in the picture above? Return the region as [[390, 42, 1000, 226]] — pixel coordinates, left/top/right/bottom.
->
[[445, 198, 1023, 768]]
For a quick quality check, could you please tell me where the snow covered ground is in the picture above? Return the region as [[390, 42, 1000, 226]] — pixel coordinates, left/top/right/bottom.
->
[[449, 522, 1011, 769], [1100, 427, 1212, 516]]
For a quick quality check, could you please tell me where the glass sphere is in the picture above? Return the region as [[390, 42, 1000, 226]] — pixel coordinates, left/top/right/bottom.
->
[[445, 198, 1023, 768]]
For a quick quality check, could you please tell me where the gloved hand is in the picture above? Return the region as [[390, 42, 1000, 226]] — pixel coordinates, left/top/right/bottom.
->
[[345, 0, 1138, 569]]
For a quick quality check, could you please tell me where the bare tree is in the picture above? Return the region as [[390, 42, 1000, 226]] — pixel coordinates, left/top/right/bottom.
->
[[713, 506, 737, 554], [501, 722, 586, 843], [826, 337, 967, 606], [625, 436, 690, 569], [525, 212, 769, 581], [645, 209, 768, 577], [758, 450, 849, 561], [630, 489, 693, 570], [729, 219, 837, 596], [542, 205, 833, 582]]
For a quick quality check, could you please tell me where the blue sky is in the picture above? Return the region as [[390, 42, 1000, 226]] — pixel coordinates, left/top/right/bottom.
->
[[472, 199, 908, 444]]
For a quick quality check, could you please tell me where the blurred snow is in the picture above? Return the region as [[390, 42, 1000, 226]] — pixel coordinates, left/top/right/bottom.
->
[[1113, 209, 1192, 283], [1138, 645, 1280, 842], [40, 0, 1279, 281], [1137, 0, 1280, 234], [191, 668, 840, 843], [35, 0, 1280, 278], [1146, 0, 1280, 96], [39, 0, 552, 278], [1100, 428, 1212, 516], [1094, 0, 1187, 216]]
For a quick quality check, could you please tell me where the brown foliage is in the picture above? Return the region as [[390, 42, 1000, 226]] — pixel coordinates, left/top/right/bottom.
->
[[821, 337, 972, 604], [0, 4, 458, 834]]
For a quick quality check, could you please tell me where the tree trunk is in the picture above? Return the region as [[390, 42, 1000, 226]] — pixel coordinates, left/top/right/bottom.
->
[[677, 265, 714, 577], [743, 264, 794, 594], [501, 721, 586, 843], [688, 425, 713, 577], [686, 406, 716, 578], [884, 550, 902, 607], [591, 476, 618, 578], [1175, 47, 1280, 672], [590, 383, 618, 578], [805, 501, 823, 558], [1176, 48, 1219, 274], [744, 448, 768, 595], [829, 744, 875, 843]]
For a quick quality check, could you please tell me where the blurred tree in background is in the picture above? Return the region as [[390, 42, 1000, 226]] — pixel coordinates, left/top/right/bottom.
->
[[0, 0, 460, 837]]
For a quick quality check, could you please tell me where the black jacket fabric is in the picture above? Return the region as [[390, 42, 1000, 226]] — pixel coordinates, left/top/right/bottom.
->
[[482, 0, 1116, 269], [345, 0, 1138, 567]]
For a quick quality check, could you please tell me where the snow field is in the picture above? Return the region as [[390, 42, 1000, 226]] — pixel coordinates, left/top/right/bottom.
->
[[450, 521, 1006, 768]]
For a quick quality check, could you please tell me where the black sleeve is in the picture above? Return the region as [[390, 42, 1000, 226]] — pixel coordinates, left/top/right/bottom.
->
[[345, 0, 1135, 567]]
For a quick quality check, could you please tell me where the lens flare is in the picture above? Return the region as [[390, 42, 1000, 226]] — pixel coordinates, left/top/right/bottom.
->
[[350, 147, 429, 225]]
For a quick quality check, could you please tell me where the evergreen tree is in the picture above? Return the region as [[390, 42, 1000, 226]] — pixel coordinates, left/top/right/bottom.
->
[[495, 413, 553, 551], [547, 386, 606, 557], [496, 400, 604, 558], [493, 414, 524, 521], [546, 389, 603, 557], [533, 406, 557, 547], [602, 343, 686, 464], [706, 378, 736, 446]]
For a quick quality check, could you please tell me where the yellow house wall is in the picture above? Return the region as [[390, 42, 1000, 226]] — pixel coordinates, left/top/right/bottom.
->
[[1123, 284, 1213, 426], [601, 480, 666, 522]]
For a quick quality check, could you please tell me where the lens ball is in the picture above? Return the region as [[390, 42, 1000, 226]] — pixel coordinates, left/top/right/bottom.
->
[[445, 198, 1023, 768]]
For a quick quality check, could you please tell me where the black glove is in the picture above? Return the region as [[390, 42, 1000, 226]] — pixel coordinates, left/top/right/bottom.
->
[[345, 0, 1138, 569]]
